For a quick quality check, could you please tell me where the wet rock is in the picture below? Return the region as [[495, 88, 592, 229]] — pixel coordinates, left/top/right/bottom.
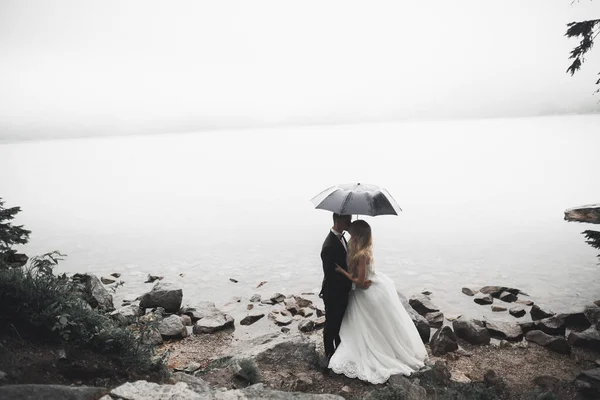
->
[[568, 327, 600, 351], [101, 277, 116, 285], [298, 308, 314, 318], [480, 286, 506, 297], [509, 306, 526, 318], [525, 330, 570, 354], [584, 307, 600, 330], [421, 290, 432, 296], [485, 320, 523, 341], [183, 302, 220, 322], [139, 282, 183, 313], [535, 315, 566, 336], [530, 305, 555, 321], [499, 291, 517, 303], [145, 274, 163, 283], [398, 291, 430, 343], [158, 315, 188, 338], [425, 311, 444, 329], [453, 317, 490, 345], [110, 273, 121, 278], [518, 321, 537, 334], [515, 299, 534, 306], [240, 311, 265, 326], [229, 278, 238, 283], [293, 296, 313, 308], [430, 326, 458, 356], [110, 304, 143, 325], [492, 306, 507, 312], [298, 320, 315, 333], [270, 293, 285, 304], [313, 316, 325, 329], [409, 294, 440, 316], [565, 311, 592, 331], [461, 287, 479, 296], [193, 313, 234, 334], [474, 294, 493, 305], [250, 294, 261, 303]]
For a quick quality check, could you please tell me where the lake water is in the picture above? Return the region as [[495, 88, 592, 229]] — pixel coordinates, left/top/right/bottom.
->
[[1, 114, 599, 321]]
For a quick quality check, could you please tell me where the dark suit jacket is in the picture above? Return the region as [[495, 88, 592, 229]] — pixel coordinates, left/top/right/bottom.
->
[[319, 231, 352, 301]]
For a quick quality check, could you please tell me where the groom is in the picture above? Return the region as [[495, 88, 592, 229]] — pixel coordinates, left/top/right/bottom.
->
[[319, 213, 371, 361]]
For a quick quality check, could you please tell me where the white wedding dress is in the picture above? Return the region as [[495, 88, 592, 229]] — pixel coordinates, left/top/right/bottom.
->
[[328, 261, 428, 384]]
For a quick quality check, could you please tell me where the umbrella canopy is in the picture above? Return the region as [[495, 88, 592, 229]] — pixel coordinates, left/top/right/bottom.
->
[[310, 183, 402, 217]]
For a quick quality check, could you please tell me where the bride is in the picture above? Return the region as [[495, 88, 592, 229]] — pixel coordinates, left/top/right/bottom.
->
[[327, 219, 428, 384]]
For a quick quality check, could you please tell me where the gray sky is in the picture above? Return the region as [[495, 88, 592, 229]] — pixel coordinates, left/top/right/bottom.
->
[[1, 0, 599, 140]]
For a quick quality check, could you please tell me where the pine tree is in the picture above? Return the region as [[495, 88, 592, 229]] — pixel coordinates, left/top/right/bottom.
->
[[0, 197, 31, 269]]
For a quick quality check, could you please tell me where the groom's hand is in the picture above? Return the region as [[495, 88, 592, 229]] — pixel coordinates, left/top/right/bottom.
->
[[358, 280, 372, 289]]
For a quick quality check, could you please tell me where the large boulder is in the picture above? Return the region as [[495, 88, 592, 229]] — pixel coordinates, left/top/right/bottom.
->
[[509, 306, 526, 318], [193, 313, 234, 334], [409, 294, 440, 316], [473, 294, 493, 305], [425, 311, 444, 329], [525, 330, 570, 354], [71, 273, 114, 311], [110, 305, 143, 326], [535, 315, 566, 336], [584, 307, 600, 330], [254, 337, 319, 370], [387, 375, 428, 400], [479, 286, 506, 298], [485, 320, 523, 341], [398, 291, 430, 343], [453, 317, 490, 345], [139, 282, 183, 313], [575, 368, 600, 398], [158, 315, 188, 339], [568, 327, 600, 352], [430, 326, 458, 356], [530, 305, 555, 321]]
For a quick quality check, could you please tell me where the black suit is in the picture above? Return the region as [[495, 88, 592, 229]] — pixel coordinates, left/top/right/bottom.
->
[[320, 231, 352, 358]]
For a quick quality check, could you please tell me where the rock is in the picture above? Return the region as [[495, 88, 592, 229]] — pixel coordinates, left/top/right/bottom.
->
[[145, 274, 163, 283], [110, 304, 143, 325], [298, 320, 315, 333], [474, 294, 493, 305], [281, 327, 290, 333], [453, 317, 490, 345], [584, 307, 600, 329], [169, 373, 209, 393], [445, 314, 462, 322], [425, 311, 444, 328], [461, 287, 479, 296], [509, 306, 526, 318], [193, 313, 234, 334], [229, 278, 238, 283], [484, 370, 506, 391], [535, 315, 566, 336], [565, 311, 592, 331], [140, 328, 163, 346], [274, 315, 293, 326], [530, 305, 555, 320], [232, 296, 242, 303], [568, 327, 600, 351], [398, 291, 430, 343], [313, 316, 325, 329], [421, 290, 432, 296], [247, 304, 254, 310], [250, 294, 261, 303], [298, 308, 314, 318], [293, 296, 313, 308], [525, 330, 570, 354], [413, 361, 451, 385], [0, 385, 108, 399], [240, 311, 265, 326], [254, 338, 319, 371], [480, 286, 506, 297], [71, 273, 114, 311], [261, 299, 274, 305], [110, 273, 121, 278], [575, 368, 600, 397], [139, 282, 183, 313], [314, 306, 325, 317], [101, 277, 116, 285], [518, 321, 537, 334], [451, 371, 472, 383], [179, 314, 192, 326], [492, 306, 507, 312], [515, 299, 534, 306], [158, 315, 188, 338], [595, 300, 600, 307], [499, 291, 517, 303], [0, 370, 7, 383], [596, 359, 600, 367], [182, 302, 219, 322], [409, 294, 440, 316], [256, 281, 267, 288], [430, 326, 458, 356], [485, 320, 523, 341], [387, 375, 428, 400], [284, 299, 299, 315], [341, 385, 351, 393], [533, 375, 560, 390], [270, 293, 285, 304], [110, 381, 202, 399]]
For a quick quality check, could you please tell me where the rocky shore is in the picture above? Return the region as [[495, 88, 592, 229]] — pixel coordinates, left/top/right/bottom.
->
[[1, 272, 599, 400]]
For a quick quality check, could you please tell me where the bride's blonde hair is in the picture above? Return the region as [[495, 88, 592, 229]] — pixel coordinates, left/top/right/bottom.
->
[[347, 220, 373, 275]]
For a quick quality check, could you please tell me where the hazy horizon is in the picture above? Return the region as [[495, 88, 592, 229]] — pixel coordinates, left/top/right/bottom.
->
[[1, 0, 599, 141]]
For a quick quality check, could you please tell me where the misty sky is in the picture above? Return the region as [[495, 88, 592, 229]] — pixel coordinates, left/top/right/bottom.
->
[[1, 0, 599, 139]]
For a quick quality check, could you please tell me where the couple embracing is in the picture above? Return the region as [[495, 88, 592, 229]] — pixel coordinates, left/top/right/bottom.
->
[[319, 213, 428, 384]]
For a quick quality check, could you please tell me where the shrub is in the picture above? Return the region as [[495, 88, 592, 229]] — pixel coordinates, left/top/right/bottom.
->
[[236, 358, 261, 385]]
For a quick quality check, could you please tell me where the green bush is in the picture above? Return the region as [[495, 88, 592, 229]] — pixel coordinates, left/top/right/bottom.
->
[[237, 358, 261, 385], [0, 251, 166, 375]]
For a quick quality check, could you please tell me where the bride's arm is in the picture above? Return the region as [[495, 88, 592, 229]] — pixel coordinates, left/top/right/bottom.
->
[[334, 256, 371, 288]]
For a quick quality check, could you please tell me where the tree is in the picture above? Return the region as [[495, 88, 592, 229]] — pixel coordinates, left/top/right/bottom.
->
[[565, 2, 600, 93], [0, 197, 31, 269]]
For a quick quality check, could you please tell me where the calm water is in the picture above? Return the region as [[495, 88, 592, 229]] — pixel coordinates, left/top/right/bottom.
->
[[1, 115, 599, 320]]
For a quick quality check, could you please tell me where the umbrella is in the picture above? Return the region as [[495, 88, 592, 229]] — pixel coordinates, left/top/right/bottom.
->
[[310, 183, 402, 217]]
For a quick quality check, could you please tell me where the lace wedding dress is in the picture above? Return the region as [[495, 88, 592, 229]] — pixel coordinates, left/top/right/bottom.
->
[[328, 261, 428, 384]]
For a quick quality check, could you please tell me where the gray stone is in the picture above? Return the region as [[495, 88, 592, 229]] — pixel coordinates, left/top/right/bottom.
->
[[585, 307, 600, 330], [293, 296, 313, 308], [0, 370, 7, 383], [139, 282, 183, 313], [270, 293, 285, 304], [240, 311, 265, 326], [110, 273, 121, 278], [313, 316, 325, 329], [575, 368, 600, 396], [398, 291, 430, 343], [183, 302, 219, 322], [158, 315, 188, 338], [480, 286, 506, 297], [298, 320, 315, 333], [509, 306, 526, 318], [0, 384, 107, 400], [101, 277, 116, 285], [298, 308, 314, 318], [72, 273, 114, 311], [533, 375, 560, 390], [140, 328, 163, 346], [409, 294, 440, 316], [430, 326, 458, 356], [474, 294, 493, 305], [179, 314, 193, 326], [568, 327, 600, 351], [525, 330, 570, 354], [250, 294, 261, 302], [274, 315, 293, 326], [453, 317, 490, 345], [110, 304, 143, 325], [169, 372, 209, 393], [485, 320, 523, 341], [387, 375, 428, 400], [492, 306, 507, 312], [254, 337, 319, 370], [530, 305, 555, 321], [518, 321, 537, 334], [193, 313, 234, 334], [535, 315, 566, 336], [425, 311, 444, 329], [110, 380, 202, 399], [499, 291, 517, 303], [461, 287, 479, 296], [515, 299, 534, 306]]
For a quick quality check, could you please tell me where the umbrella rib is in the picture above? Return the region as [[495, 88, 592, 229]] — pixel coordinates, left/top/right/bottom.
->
[[340, 191, 353, 215]]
